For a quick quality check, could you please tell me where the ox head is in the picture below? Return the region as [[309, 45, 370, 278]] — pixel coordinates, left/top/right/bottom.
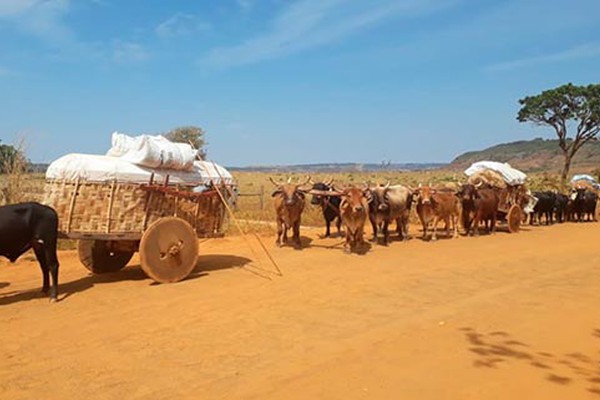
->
[[570, 187, 585, 202], [340, 186, 371, 213], [456, 184, 479, 202], [369, 182, 391, 212], [310, 178, 334, 205], [413, 183, 437, 205], [270, 176, 311, 207]]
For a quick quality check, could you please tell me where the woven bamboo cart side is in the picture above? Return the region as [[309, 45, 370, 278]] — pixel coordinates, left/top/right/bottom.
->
[[43, 179, 229, 240]]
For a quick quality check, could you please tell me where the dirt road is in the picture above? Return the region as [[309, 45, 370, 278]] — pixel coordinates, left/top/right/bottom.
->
[[1, 222, 600, 399]]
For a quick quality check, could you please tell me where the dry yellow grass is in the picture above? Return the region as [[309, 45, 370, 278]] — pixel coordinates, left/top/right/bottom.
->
[[1, 168, 570, 238]]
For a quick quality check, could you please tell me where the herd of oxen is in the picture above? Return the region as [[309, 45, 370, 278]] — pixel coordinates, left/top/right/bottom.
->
[[0, 177, 598, 303], [268, 177, 599, 252]]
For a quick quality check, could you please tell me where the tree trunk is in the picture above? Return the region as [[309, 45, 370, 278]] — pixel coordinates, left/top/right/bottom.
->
[[561, 154, 572, 186]]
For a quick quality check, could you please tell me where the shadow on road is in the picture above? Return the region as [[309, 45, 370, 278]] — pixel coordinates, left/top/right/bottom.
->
[[0, 254, 253, 306], [461, 327, 600, 396]]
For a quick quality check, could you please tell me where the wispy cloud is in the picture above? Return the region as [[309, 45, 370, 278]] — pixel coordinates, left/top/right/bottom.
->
[[0, 0, 74, 45], [156, 13, 210, 39], [201, 0, 460, 68], [486, 43, 600, 72], [236, 0, 254, 12], [112, 40, 149, 63]]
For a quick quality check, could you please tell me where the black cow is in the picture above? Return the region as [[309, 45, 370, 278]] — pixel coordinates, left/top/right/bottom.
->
[[0, 202, 60, 301], [530, 191, 556, 225], [311, 181, 342, 238], [570, 188, 598, 222], [554, 193, 569, 223]]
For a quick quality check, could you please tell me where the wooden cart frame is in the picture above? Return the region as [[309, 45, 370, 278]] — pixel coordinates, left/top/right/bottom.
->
[[43, 174, 234, 282], [495, 184, 528, 233]]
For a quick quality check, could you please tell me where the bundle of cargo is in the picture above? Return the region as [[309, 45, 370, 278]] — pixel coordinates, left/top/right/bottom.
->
[[570, 174, 600, 191]]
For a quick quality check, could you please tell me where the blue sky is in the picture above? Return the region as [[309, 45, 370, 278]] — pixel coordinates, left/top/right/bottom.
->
[[1, 0, 599, 166]]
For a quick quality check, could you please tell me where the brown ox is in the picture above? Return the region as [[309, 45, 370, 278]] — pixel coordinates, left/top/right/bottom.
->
[[339, 186, 370, 252], [456, 184, 499, 236], [414, 185, 460, 241], [270, 177, 310, 248]]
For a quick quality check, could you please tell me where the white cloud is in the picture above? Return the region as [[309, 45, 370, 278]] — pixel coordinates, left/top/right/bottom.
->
[[0, 0, 73, 45], [237, 0, 253, 11], [112, 41, 149, 63], [201, 0, 459, 68], [156, 13, 210, 38], [486, 43, 600, 72]]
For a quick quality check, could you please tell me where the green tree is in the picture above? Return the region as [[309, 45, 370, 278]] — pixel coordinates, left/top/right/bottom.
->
[[0, 140, 26, 174], [517, 83, 600, 184], [164, 126, 207, 159]]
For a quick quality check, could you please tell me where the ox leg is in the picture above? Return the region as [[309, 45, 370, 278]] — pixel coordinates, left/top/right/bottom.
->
[[402, 215, 410, 241], [293, 220, 301, 248], [382, 220, 390, 245], [431, 215, 439, 241], [33, 242, 59, 301], [33, 245, 50, 294], [336, 217, 342, 237], [324, 218, 331, 238], [276, 220, 284, 247], [491, 214, 497, 234], [452, 214, 459, 238], [370, 219, 378, 242]]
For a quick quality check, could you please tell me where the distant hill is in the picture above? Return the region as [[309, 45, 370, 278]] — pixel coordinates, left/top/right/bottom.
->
[[450, 138, 600, 172], [228, 162, 447, 173]]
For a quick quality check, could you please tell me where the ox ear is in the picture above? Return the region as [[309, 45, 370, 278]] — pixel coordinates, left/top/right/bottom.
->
[[271, 188, 283, 197]]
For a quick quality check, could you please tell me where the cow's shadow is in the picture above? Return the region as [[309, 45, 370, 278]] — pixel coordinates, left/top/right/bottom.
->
[[0, 254, 252, 305]]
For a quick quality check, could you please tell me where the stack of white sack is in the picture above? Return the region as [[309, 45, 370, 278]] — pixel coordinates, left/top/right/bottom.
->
[[46, 153, 234, 186], [464, 161, 527, 186], [106, 132, 198, 171]]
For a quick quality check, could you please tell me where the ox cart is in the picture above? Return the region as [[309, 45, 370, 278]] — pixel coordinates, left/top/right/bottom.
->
[[465, 161, 531, 233], [43, 154, 235, 283]]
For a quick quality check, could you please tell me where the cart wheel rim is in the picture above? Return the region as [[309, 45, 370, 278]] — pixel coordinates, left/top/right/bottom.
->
[[78, 240, 134, 274], [139, 217, 199, 283], [507, 205, 521, 233]]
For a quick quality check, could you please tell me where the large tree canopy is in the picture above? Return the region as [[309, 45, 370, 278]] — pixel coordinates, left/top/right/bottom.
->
[[164, 126, 207, 159], [517, 83, 600, 183]]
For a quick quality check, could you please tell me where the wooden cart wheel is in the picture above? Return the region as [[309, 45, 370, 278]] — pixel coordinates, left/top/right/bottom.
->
[[139, 217, 199, 283], [507, 204, 522, 233], [78, 240, 134, 274]]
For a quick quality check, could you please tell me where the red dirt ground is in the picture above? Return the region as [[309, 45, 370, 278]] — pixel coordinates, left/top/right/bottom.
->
[[2, 222, 600, 399]]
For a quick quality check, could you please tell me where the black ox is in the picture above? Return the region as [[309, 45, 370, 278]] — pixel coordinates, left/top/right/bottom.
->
[[0, 202, 60, 301], [311, 180, 342, 237], [570, 188, 598, 222], [529, 191, 556, 225]]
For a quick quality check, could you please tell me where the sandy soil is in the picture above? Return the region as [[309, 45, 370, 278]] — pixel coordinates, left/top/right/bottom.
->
[[1, 222, 600, 400]]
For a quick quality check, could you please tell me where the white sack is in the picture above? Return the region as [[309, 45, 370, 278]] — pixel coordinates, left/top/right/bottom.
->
[[570, 174, 600, 189], [46, 153, 234, 186], [464, 161, 527, 186], [106, 132, 198, 171]]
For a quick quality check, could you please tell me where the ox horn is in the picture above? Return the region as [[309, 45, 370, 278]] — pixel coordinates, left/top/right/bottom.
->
[[297, 175, 312, 190], [384, 181, 390, 190], [474, 178, 483, 188], [269, 177, 282, 186]]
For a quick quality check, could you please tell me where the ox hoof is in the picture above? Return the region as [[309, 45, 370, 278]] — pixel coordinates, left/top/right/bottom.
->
[[431, 237, 438, 242], [49, 297, 58, 303]]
